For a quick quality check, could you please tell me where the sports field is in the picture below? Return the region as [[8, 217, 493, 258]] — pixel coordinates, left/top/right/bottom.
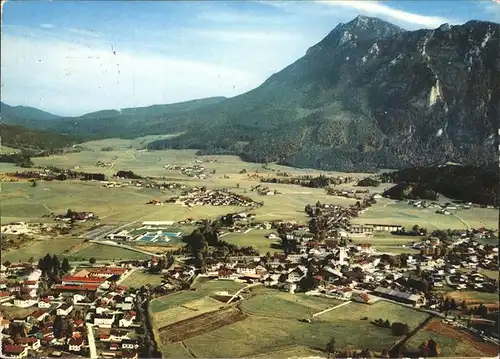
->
[[152, 280, 431, 358]]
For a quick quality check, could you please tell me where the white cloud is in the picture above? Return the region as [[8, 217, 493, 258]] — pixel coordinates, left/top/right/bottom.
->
[[0, 34, 260, 116], [40, 23, 55, 29], [316, 1, 456, 28]]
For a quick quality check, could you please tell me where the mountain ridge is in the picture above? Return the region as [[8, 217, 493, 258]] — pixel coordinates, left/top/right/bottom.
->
[[3, 16, 499, 172]]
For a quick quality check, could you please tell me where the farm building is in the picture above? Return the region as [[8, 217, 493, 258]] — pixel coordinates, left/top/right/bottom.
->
[[349, 224, 374, 235], [142, 221, 175, 226], [372, 286, 425, 306], [366, 224, 403, 232]]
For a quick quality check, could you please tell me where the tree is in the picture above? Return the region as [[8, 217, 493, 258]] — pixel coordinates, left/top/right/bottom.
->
[[61, 258, 71, 273], [31, 180, 37, 187], [460, 300, 468, 314], [89, 257, 97, 266], [236, 183, 240, 189], [326, 337, 336, 359], [28, 257, 35, 264], [52, 255, 60, 273]]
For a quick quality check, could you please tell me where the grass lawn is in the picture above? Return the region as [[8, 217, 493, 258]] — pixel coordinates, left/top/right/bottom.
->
[[159, 284, 430, 358], [160, 342, 194, 358], [2, 237, 82, 262], [120, 270, 163, 288], [66, 243, 151, 261], [251, 345, 325, 358], [353, 200, 498, 231], [150, 279, 247, 337], [0, 306, 37, 320], [406, 319, 498, 357], [241, 287, 343, 319], [221, 231, 281, 255]]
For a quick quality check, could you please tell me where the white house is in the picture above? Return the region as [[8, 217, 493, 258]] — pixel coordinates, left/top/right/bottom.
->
[[68, 338, 84, 352], [121, 339, 140, 350], [73, 294, 87, 304], [14, 297, 37, 308], [94, 313, 115, 328], [17, 337, 41, 350], [56, 303, 73, 316], [119, 312, 136, 328]]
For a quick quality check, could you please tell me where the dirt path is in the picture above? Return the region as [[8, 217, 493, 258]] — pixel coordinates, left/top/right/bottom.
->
[[452, 213, 470, 230], [312, 300, 351, 317], [125, 150, 137, 161], [22, 194, 53, 213], [181, 341, 197, 358]]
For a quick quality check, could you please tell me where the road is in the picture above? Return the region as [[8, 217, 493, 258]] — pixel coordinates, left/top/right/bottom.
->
[[89, 239, 157, 256], [86, 323, 98, 359], [312, 300, 351, 318], [452, 213, 470, 230], [226, 282, 261, 304], [125, 150, 137, 161]]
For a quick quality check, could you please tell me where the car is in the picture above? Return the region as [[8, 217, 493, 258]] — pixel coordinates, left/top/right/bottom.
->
[[299, 318, 312, 323]]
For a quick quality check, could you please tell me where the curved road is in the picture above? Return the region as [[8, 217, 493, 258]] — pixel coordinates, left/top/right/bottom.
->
[[226, 283, 261, 304]]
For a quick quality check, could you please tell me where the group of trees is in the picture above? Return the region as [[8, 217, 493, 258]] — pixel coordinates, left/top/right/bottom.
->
[[183, 220, 259, 269], [0, 153, 34, 168], [114, 170, 142, 179], [261, 174, 352, 188], [38, 253, 71, 277], [371, 319, 409, 336], [379, 165, 497, 206], [356, 177, 380, 187]]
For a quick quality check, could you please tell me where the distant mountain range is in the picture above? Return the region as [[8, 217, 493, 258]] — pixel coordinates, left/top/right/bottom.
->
[[2, 16, 498, 171]]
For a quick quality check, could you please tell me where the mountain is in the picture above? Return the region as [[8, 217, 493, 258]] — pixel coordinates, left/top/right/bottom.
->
[[0, 123, 77, 151], [6, 17, 499, 172], [12, 97, 228, 139], [146, 16, 499, 171], [1, 102, 62, 128]]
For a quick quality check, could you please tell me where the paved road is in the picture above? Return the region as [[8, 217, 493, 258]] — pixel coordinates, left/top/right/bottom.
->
[[86, 323, 98, 359]]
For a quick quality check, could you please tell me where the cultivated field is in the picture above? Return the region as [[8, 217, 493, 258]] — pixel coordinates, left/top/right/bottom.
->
[[120, 270, 164, 288], [406, 319, 498, 357], [352, 199, 498, 230], [152, 280, 431, 358], [221, 230, 280, 255], [2, 237, 82, 262], [66, 243, 151, 261]]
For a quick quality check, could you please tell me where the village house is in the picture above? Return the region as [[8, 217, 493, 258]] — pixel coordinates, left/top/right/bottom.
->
[[351, 291, 375, 304], [2, 345, 28, 359], [68, 338, 85, 352], [0, 291, 14, 303], [119, 311, 136, 328], [27, 309, 49, 323], [14, 295, 37, 308], [121, 339, 140, 350], [287, 266, 307, 282], [109, 329, 131, 342], [365, 224, 403, 232], [37, 298, 51, 308], [56, 303, 73, 317], [94, 313, 115, 328], [17, 337, 41, 351]]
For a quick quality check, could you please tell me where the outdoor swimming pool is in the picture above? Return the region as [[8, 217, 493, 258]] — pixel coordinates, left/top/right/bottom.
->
[[137, 231, 182, 242]]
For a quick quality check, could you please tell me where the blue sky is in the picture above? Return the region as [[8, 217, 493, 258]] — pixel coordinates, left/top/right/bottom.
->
[[2, 0, 499, 116]]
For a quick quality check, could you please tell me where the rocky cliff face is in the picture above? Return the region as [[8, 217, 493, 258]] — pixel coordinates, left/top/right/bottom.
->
[[148, 16, 499, 171]]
